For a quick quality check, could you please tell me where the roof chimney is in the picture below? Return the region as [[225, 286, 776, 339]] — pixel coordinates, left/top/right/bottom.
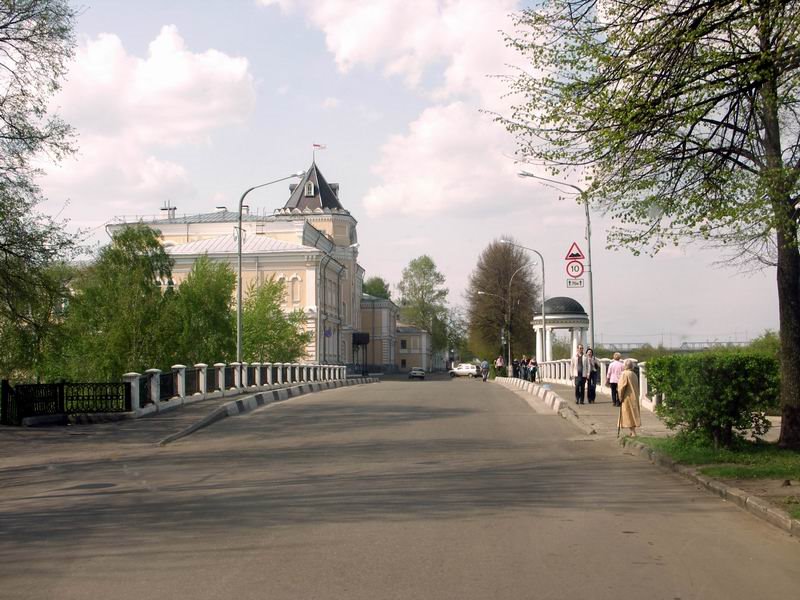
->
[[215, 206, 227, 213], [241, 204, 250, 216]]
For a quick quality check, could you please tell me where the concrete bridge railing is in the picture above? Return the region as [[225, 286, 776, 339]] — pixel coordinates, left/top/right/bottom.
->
[[122, 362, 348, 417], [536, 358, 658, 412]]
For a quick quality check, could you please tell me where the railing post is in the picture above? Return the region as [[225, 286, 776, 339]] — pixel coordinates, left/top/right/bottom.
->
[[231, 362, 242, 388], [266, 362, 274, 386], [146, 369, 161, 404], [214, 363, 226, 393], [277, 363, 284, 385], [123, 373, 141, 411], [172, 365, 186, 399], [195, 363, 208, 395], [252, 362, 261, 386]]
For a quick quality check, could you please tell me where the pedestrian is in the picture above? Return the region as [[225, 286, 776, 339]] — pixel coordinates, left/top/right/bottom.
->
[[570, 344, 588, 404], [520, 354, 529, 380], [617, 359, 642, 437], [586, 348, 600, 403], [606, 352, 624, 406], [529, 357, 538, 382], [495, 355, 504, 377], [512, 357, 520, 378], [480, 359, 489, 382]]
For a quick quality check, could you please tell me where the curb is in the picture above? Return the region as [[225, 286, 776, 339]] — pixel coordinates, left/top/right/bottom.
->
[[158, 377, 379, 446], [494, 377, 597, 435], [620, 437, 800, 539]]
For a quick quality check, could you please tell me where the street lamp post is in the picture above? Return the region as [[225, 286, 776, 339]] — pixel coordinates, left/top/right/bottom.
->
[[501, 240, 548, 362], [518, 171, 595, 349], [237, 172, 304, 364]]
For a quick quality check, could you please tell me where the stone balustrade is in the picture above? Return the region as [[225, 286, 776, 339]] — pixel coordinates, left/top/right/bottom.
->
[[122, 362, 347, 416]]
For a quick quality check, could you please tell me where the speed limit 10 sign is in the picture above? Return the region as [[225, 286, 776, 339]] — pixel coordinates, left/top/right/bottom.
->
[[566, 260, 585, 278]]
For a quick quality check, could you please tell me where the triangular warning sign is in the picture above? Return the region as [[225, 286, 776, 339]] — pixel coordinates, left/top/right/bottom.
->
[[565, 242, 585, 260]]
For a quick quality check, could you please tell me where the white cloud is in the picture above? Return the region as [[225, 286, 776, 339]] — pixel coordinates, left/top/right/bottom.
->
[[39, 26, 256, 224], [259, 1, 526, 218], [322, 96, 340, 109]]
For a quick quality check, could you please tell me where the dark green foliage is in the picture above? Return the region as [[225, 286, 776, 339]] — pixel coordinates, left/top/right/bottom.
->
[[398, 255, 449, 351], [57, 225, 173, 381], [158, 255, 236, 367], [242, 277, 312, 363], [649, 352, 779, 448], [0, 1, 79, 326], [363, 276, 391, 299]]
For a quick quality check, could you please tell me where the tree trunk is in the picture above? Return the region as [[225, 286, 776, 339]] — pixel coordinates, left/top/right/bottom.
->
[[776, 227, 800, 449]]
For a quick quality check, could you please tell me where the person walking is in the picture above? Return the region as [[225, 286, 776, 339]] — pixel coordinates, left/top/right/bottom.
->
[[480, 359, 489, 382], [586, 348, 600, 403], [529, 357, 538, 383], [606, 352, 624, 406], [494, 355, 505, 377], [617, 359, 642, 437], [570, 344, 588, 404]]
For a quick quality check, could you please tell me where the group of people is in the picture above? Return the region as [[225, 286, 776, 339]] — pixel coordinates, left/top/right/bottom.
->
[[571, 345, 641, 436], [512, 355, 539, 382]]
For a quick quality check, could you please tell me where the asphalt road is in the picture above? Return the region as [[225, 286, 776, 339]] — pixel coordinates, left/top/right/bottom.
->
[[1, 376, 799, 599]]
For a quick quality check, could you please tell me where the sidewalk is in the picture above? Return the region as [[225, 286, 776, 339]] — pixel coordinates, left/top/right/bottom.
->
[[543, 381, 672, 438], [496, 376, 799, 538]]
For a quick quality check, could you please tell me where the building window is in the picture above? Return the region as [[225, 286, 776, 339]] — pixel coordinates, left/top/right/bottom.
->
[[291, 278, 300, 303], [401, 359, 406, 368], [304, 181, 315, 197], [400, 339, 407, 349]]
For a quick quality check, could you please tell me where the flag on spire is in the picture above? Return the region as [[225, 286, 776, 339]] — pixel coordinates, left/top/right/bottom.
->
[[312, 143, 327, 161]]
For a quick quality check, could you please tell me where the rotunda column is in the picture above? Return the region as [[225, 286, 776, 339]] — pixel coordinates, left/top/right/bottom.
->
[[535, 327, 543, 363], [545, 327, 553, 363]]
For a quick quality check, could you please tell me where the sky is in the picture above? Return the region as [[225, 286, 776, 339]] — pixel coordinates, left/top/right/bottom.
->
[[36, 0, 778, 347]]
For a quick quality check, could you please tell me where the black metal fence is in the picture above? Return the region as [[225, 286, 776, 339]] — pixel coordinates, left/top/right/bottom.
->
[[159, 371, 175, 402], [247, 365, 256, 386], [224, 366, 234, 389], [1, 380, 131, 426], [185, 367, 200, 396]]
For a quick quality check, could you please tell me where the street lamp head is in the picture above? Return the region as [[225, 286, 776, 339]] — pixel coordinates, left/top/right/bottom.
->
[[500, 239, 511, 244], [477, 291, 487, 295], [292, 170, 306, 178]]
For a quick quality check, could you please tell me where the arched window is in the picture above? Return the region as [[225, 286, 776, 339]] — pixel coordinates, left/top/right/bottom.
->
[[304, 181, 315, 197]]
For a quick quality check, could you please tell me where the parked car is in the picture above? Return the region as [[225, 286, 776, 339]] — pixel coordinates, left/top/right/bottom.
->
[[449, 363, 479, 378], [408, 367, 426, 380]]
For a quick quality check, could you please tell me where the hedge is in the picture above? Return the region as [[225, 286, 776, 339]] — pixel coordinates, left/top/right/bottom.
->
[[647, 351, 779, 448]]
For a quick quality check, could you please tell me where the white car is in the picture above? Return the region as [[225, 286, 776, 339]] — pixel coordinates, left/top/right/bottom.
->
[[449, 363, 479, 378], [408, 367, 425, 379]]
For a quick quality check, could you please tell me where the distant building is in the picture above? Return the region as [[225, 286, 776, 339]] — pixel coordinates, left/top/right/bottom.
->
[[396, 323, 433, 372], [360, 293, 399, 372], [107, 162, 364, 365]]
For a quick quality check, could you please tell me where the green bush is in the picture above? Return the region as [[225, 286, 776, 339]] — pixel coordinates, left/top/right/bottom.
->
[[648, 351, 779, 448]]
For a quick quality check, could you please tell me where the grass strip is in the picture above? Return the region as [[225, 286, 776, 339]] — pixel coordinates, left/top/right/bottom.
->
[[635, 436, 800, 480]]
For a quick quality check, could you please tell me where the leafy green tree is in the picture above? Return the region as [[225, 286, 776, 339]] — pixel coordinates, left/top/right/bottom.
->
[[499, 0, 800, 448], [397, 255, 449, 350], [59, 225, 172, 381], [0, 1, 79, 326], [159, 255, 236, 367], [363, 276, 391, 299], [242, 277, 312, 363]]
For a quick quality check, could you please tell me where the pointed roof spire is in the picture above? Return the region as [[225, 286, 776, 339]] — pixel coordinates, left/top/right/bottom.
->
[[284, 162, 344, 211]]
